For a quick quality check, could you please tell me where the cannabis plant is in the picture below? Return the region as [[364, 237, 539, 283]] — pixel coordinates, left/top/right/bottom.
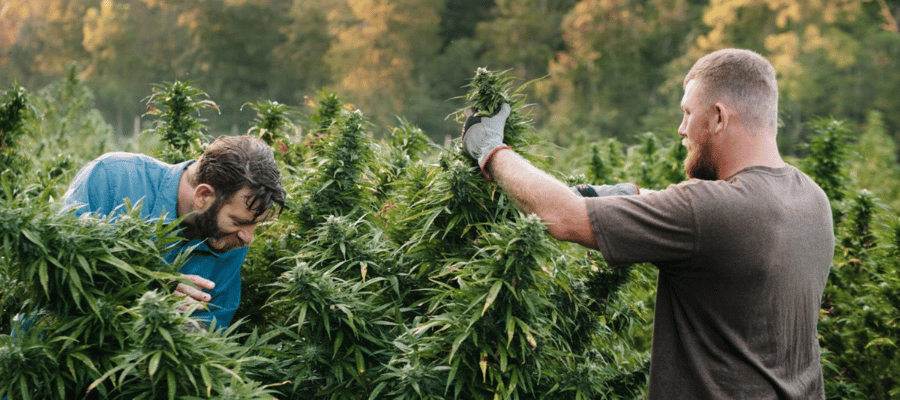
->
[[0, 83, 33, 174], [144, 81, 216, 163], [0, 193, 189, 399], [800, 117, 854, 222]]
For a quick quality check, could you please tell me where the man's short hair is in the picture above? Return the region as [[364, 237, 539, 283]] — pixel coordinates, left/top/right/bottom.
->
[[193, 135, 285, 219], [684, 48, 779, 133]]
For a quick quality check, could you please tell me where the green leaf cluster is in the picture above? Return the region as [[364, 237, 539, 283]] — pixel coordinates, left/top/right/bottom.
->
[[797, 117, 900, 399], [0, 83, 33, 173], [6, 67, 900, 399], [0, 182, 275, 399], [234, 68, 654, 399], [144, 81, 216, 163]]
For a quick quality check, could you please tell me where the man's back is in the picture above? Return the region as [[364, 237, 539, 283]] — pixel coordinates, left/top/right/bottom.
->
[[63, 152, 185, 220], [587, 165, 833, 399]]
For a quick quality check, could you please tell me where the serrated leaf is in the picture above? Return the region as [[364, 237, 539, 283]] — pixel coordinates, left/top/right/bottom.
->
[[449, 331, 470, 362], [159, 328, 175, 351], [167, 370, 176, 400], [37, 259, 49, 296], [99, 255, 137, 276], [865, 337, 896, 349], [69, 350, 100, 375], [482, 280, 503, 316], [148, 351, 162, 377], [21, 229, 47, 253], [200, 364, 212, 396]]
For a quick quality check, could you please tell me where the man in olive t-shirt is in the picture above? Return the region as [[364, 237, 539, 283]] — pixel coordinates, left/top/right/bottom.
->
[[588, 166, 832, 397], [459, 49, 834, 398]]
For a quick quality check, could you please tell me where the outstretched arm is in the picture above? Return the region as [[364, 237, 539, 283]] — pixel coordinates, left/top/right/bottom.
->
[[461, 103, 597, 248], [487, 148, 598, 249]]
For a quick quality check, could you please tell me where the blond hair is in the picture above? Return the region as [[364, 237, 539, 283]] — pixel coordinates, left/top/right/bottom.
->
[[684, 49, 778, 133]]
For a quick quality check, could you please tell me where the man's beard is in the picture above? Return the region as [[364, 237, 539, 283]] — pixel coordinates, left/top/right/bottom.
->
[[181, 200, 232, 252], [684, 131, 718, 181]]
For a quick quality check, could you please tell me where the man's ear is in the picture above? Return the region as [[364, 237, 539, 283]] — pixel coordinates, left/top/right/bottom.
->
[[712, 102, 730, 135], [192, 184, 217, 212]]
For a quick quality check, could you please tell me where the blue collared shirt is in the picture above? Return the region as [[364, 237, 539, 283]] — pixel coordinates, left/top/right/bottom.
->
[[63, 152, 245, 328]]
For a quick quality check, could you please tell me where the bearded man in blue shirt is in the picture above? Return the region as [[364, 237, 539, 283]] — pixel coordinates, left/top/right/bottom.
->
[[63, 135, 286, 329]]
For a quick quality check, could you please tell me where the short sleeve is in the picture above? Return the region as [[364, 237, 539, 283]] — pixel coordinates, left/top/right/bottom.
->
[[585, 184, 698, 267]]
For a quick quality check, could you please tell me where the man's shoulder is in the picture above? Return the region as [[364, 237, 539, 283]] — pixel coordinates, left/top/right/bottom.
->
[[91, 152, 165, 169], [671, 165, 819, 196], [85, 152, 181, 184], [672, 165, 831, 224]]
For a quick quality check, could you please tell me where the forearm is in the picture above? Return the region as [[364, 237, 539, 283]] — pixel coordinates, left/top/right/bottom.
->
[[488, 149, 569, 213], [487, 148, 596, 248]]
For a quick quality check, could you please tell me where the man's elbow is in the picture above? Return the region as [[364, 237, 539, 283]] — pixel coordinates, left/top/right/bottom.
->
[[545, 222, 574, 242], [544, 211, 596, 249]]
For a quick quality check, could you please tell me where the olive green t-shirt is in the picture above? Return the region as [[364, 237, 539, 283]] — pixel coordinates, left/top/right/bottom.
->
[[586, 165, 833, 399]]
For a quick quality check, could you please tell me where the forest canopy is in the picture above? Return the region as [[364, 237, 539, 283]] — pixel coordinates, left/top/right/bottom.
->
[[2, 0, 899, 154]]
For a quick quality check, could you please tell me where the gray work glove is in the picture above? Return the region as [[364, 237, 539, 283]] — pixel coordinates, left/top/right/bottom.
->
[[570, 183, 640, 197], [461, 103, 511, 180]]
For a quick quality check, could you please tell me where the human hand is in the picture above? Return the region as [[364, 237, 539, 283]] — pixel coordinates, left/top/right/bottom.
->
[[173, 274, 216, 310], [570, 183, 640, 197], [462, 103, 511, 180]]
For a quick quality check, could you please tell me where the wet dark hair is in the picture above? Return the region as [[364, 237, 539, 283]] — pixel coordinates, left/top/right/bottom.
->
[[192, 135, 285, 220]]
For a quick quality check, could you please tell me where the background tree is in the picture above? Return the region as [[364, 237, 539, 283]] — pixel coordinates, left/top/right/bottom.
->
[[3, 0, 899, 156], [692, 0, 900, 152], [325, 0, 444, 136], [535, 0, 696, 145]]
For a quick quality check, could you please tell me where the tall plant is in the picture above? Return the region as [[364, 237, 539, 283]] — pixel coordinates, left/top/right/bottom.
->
[[144, 81, 216, 163], [0, 84, 33, 174]]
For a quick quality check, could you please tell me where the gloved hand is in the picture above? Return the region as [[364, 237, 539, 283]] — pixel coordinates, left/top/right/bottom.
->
[[570, 183, 640, 197], [462, 103, 511, 180]]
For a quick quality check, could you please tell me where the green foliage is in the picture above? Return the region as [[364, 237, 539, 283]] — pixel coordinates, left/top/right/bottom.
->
[[244, 100, 296, 147], [239, 68, 656, 399], [0, 83, 33, 173], [144, 81, 216, 163], [819, 189, 900, 400], [464, 68, 534, 152], [308, 89, 345, 137], [0, 80, 275, 399], [374, 118, 436, 200], [6, 64, 900, 399], [0, 182, 271, 399], [800, 117, 854, 205], [265, 259, 391, 398], [850, 111, 900, 211], [293, 106, 377, 231], [34, 66, 113, 145], [6, 0, 900, 151], [89, 291, 276, 400], [799, 119, 900, 400], [29, 66, 116, 190], [587, 139, 625, 184]]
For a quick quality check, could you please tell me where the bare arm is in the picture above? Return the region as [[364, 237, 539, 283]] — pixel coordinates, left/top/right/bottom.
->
[[487, 148, 598, 249]]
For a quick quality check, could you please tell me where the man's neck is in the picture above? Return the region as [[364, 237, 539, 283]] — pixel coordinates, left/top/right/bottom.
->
[[717, 126, 785, 180]]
